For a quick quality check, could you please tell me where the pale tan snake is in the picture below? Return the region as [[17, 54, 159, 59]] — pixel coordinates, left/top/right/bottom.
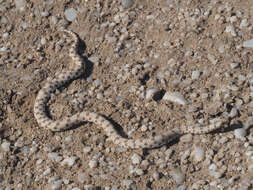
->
[[34, 30, 227, 149]]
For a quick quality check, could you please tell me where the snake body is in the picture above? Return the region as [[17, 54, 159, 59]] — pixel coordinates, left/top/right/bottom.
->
[[34, 30, 226, 149]]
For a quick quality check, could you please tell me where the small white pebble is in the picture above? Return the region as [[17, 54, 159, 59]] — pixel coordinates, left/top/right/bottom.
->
[[131, 153, 142, 164], [135, 168, 144, 175], [122, 180, 135, 188], [234, 128, 247, 140], [225, 25, 237, 36], [163, 91, 187, 105], [51, 180, 63, 190], [209, 163, 217, 171], [1, 141, 10, 152], [41, 11, 49, 17], [230, 62, 239, 69], [60, 156, 77, 167], [191, 146, 205, 162], [177, 185, 187, 190], [48, 152, 63, 162], [77, 173, 87, 183], [2, 32, 9, 38], [170, 168, 185, 184], [64, 136, 72, 143], [83, 146, 92, 153], [243, 38, 253, 48], [146, 88, 159, 99], [180, 134, 192, 143], [191, 70, 200, 80], [121, 0, 134, 8], [64, 8, 77, 22], [153, 171, 160, 180], [72, 188, 80, 190], [41, 38, 47, 45], [43, 168, 52, 176], [88, 56, 99, 63], [89, 160, 98, 168]]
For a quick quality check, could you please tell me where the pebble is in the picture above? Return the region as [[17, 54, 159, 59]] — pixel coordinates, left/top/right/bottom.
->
[[89, 160, 98, 168], [207, 54, 218, 65], [230, 62, 239, 69], [0, 16, 8, 24], [122, 180, 136, 189], [60, 156, 77, 167], [77, 173, 88, 183], [64, 136, 72, 143], [170, 168, 185, 184], [2, 32, 9, 38], [15, 0, 26, 11], [163, 91, 187, 105], [88, 56, 99, 63], [40, 38, 47, 45], [135, 168, 144, 175], [191, 146, 205, 162], [146, 88, 159, 99], [153, 171, 160, 180], [131, 153, 142, 164], [64, 8, 77, 22], [83, 146, 92, 153], [177, 185, 187, 190], [121, 0, 134, 8], [50, 16, 58, 25], [48, 152, 63, 162], [180, 134, 193, 143], [234, 128, 247, 140], [191, 70, 200, 80], [1, 141, 10, 152], [225, 25, 237, 36], [243, 38, 253, 48], [41, 11, 49, 17], [51, 180, 63, 190]]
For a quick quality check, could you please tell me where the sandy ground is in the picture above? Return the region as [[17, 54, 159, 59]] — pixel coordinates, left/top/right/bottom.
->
[[0, 0, 253, 189]]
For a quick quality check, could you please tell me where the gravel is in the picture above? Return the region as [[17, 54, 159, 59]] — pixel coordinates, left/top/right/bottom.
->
[[121, 0, 134, 8], [131, 153, 142, 165], [243, 38, 253, 48], [0, 0, 252, 189], [163, 91, 187, 105], [170, 168, 185, 184], [64, 8, 77, 22], [234, 128, 247, 140]]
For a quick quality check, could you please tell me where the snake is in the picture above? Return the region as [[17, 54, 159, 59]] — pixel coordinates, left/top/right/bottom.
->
[[33, 30, 227, 149]]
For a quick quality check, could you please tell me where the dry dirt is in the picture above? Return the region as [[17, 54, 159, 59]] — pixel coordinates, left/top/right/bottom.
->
[[0, 0, 253, 189]]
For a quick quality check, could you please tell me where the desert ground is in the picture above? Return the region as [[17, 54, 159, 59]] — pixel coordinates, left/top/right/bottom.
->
[[0, 0, 253, 189]]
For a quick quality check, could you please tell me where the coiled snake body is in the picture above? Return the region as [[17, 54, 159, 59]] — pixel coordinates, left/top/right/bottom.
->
[[34, 30, 226, 149]]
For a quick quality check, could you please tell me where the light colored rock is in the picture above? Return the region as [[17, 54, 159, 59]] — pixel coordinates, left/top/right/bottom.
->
[[146, 88, 159, 99], [1, 141, 10, 152], [60, 156, 77, 167], [15, 0, 26, 11], [51, 180, 62, 190], [191, 146, 205, 162], [192, 70, 200, 80], [170, 167, 185, 184], [121, 0, 134, 8], [131, 153, 142, 164], [89, 160, 98, 168], [243, 39, 253, 48], [64, 8, 77, 22], [163, 91, 187, 105], [77, 173, 88, 183], [234, 128, 247, 140], [48, 153, 63, 162]]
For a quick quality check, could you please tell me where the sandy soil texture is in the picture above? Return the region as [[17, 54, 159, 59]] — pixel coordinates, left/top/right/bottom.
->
[[0, 0, 253, 189]]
